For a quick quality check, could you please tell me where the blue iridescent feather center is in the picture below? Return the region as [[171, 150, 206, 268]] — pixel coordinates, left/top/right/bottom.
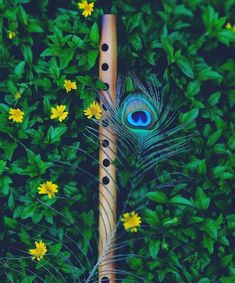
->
[[119, 93, 158, 133], [127, 110, 152, 127]]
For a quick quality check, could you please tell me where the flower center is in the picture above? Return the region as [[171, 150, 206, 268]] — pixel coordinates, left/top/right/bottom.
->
[[37, 247, 44, 255], [14, 110, 22, 117], [45, 185, 54, 194], [127, 217, 138, 227]]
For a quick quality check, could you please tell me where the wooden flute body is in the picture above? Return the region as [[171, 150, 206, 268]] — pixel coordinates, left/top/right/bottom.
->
[[98, 14, 117, 283]]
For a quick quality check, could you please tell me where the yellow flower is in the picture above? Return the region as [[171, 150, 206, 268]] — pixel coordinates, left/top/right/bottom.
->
[[38, 181, 58, 198], [121, 211, 142, 232], [64, 79, 77, 93], [15, 92, 21, 99], [8, 31, 16, 39], [50, 105, 68, 122], [8, 108, 24, 123], [84, 101, 102, 119], [29, 240, 47, 261], [78, 0, 94, 17]]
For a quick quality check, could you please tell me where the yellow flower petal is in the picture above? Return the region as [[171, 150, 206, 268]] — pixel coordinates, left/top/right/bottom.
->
[[121, 211, 141, 232], [84, 102, 102, 120], [64, 79, 77, 93], [29, 240, 47, 261], [50, 105, 68, 122], [78, 0, 87, 9], [8, 108, 24, 123], [78, 0, 94, 17], [38, 181, 58, 198]]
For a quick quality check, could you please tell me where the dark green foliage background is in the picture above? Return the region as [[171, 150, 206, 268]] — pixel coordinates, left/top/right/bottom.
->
[[0, 0, 235, 282]]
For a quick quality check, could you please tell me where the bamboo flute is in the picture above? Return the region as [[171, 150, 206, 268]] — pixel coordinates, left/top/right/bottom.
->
[[98, 14, 117, 283]]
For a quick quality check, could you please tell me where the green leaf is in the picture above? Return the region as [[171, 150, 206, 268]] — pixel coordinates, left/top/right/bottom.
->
[[147, 191, 168, 203], [228, 132, 235, 150], [60, 49, 75, 70], [0, 175, 12, 195], [18, 5, 28, 25], [195, 187, 211, 211], [220, 276, 235, 283], [45, 125, 68, 144], [19, 150, 53, 177], [64, 182, 79, 195], [4, 216, 17, 228], [0, 141, 17, 161], [162, 217, 179, 226], [198, 278, 211, 283], [0, 160, 6, 174], [202, 234, 214, 254], [21, 204, 37, 220], [87, 50, 98, 68], [161, 37, 174, 60], [143, 208, 159, 226], [221, 254, 233, 268], [49, 57, 60, 79], [128, 257, 142, 269], [89, 22, 99, 44], [207, 130, 222, 146], [226, 214, 235, 230], [174, 4, 193, 17], [208, 92, 221, 106], [125, 12, 142, 33], [128, 33, 142, 51], [28, 19, 44, 32], [149, 240, 160, 258], [180, 108, 199, 124], [176, 56, 194, 78], [50, 243, 63, 255], [212, 166, 233, 180], [21, 45, 33, 64], [201, 219, 218, 239], [7, 81, 18, 94], [15, 61, 26, 77], [217, 30, 235, 45], [186, 159, 207, 175], [69, 35, 85, 49], [198, 67, 222, 81], [146, 50, 156, 65], [40, 47, 53, 57], [18, 229, 31, 245], [169, 195, 194, 207], [202, 6, 218, 29], [185, 80, 200, 98], [22, 277, 36, 283]]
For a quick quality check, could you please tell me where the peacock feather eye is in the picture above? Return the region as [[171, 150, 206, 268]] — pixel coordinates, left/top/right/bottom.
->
[[120, 93, 158, 132]]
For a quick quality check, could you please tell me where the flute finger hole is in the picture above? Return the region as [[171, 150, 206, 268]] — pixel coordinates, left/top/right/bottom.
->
[[102, 176, 110, 185], [104, 83, 109, 90], [103, 159, 110, 167], [102, 139, 109, 148], [101, 63, 109, 71], [101, 277, 109, 283], [101, 43, 109, 51]]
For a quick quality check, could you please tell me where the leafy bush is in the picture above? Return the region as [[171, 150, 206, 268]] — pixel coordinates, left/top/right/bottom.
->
[[0, 0, 235, 282]]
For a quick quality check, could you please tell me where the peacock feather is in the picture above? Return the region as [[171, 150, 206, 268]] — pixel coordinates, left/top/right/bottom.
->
[[82, 73, 191, 282]]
